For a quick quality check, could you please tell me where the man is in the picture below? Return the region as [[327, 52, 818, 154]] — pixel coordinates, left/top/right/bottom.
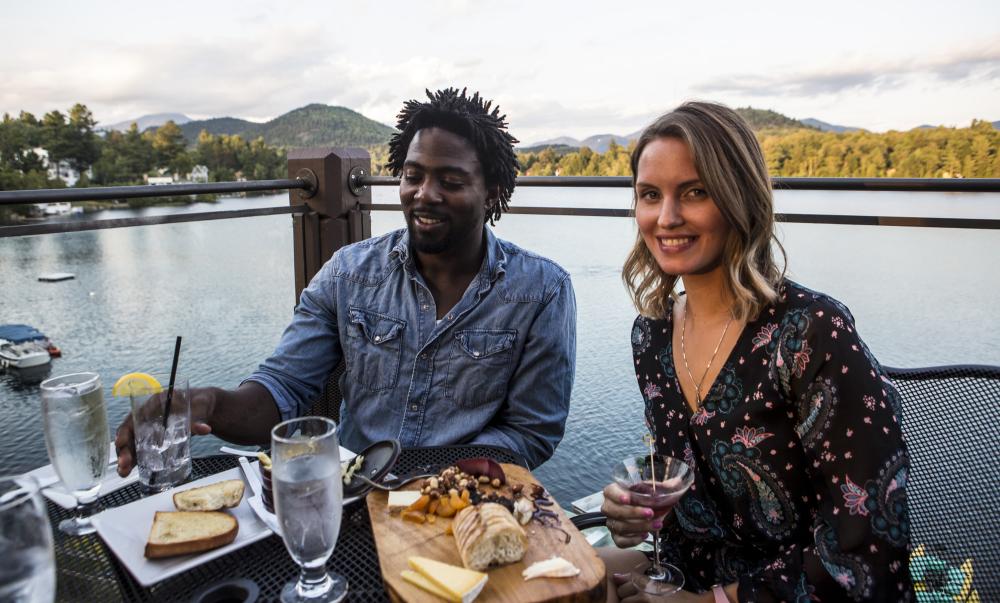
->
[[115, 88, 576, 471]]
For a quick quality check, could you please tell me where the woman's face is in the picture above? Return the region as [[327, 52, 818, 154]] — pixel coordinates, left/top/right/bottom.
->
[[634, 137, 731, 278]]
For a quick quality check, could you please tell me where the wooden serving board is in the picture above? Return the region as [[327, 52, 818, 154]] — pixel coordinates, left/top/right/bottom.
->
[[368, 463, 606, 602]]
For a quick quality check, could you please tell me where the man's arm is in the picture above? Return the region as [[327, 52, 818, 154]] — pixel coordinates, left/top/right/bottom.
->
[[115, 256, 345, 476], [470, 275, 576, 468]]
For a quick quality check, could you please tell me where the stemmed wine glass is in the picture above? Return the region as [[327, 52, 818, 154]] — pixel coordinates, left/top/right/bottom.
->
[[612, 453, 694, 598], [272, 417, 347, 603], [39, 372, 110, 535]]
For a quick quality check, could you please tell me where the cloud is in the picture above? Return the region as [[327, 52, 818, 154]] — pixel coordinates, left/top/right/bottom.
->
[[693, 43, 1000, 98], [0, 23, 490, 127]]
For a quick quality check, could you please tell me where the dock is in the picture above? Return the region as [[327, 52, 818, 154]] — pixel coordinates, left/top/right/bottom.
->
[[37, 273, 75, 282]]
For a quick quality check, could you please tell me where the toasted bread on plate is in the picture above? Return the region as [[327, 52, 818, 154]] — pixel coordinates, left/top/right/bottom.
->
[[144, 511, 238, 559], [172, 479, 244, 511]]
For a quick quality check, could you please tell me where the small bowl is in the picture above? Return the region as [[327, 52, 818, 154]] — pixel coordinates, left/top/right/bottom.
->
[[342, 439, 401, 499]]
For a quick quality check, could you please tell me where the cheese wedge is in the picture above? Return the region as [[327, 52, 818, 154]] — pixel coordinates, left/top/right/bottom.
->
[[387, 490, 423, 511], [402, 570, 456, 601], [522, 555, 581, 580], [406, 556, 488, 603]]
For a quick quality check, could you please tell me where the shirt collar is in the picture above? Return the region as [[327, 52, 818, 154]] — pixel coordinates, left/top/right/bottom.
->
[[389, 227, 506, 283]]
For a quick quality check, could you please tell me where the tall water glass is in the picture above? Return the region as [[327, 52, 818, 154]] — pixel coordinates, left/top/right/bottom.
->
[[0, 476, 56, 602], [39, 372, 109, 535], [272, 417, 347, 603]]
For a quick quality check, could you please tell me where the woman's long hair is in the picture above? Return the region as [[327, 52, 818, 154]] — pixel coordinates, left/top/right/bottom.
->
[[622, 101, 786, 321]]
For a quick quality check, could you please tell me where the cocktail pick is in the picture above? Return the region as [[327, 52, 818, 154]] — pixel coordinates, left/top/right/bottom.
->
[[644, 433, 657, 493]]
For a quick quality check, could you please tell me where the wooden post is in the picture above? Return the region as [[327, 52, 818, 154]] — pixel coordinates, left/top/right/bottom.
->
[[287, 148, 372, 300]]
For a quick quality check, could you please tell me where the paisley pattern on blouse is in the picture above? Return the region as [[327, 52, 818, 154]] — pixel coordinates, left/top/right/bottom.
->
[[772, 307, 813, 394], [656, 343, 677, 380], [792, 573, 818, 602], [814, 523, 874, 601], [704, 364, 743, 415], [632, 281, 912, 600], [631, 318, 652, 355], [674, 490, 727, 540], [795, 376, 838, 449], [710, 438, 798, 539], [866, 451, 910, 547]]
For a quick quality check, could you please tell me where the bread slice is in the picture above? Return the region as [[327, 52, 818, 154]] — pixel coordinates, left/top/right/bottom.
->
[[172, 479, 245, 512], [144, 511, 239, 558], [452, 503, 527, 571]]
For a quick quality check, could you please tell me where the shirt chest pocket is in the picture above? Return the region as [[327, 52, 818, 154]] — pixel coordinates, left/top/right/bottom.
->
[[345, 307, 405, 392], [447, 329, 517, 408]]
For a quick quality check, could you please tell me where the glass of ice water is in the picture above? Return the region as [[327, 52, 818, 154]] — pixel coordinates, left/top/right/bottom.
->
[[127, 374, 192, 492], [272, 417, 346, 603], [39, 372, 109, 536], [0, 476, 56, 603]]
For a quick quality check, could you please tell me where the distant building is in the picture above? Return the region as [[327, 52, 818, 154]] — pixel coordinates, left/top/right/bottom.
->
[[147, 176, 173, 185], [187, 165, 209, 183], [32, 148, 91, 187]]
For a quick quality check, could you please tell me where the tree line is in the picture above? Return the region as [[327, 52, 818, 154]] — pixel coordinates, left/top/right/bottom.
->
[[4, 103, 997, 199], [0, 103, 286, 193], [517, 120, 1000, 178]]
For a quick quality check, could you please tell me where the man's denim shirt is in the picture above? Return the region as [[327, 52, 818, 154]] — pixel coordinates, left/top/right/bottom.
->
[[247, 228, 576, 468]]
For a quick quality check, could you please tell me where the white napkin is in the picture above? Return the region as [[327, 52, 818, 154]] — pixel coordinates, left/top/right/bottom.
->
[[24, 442, 139, 509]]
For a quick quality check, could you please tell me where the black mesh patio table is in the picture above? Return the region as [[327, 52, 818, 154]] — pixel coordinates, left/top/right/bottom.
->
[[47, 444, 526, 602]]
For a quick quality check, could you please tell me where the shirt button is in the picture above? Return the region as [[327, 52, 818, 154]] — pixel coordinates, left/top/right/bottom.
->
[[447, 314, 454, 320], [410, 404, 418, 411], [421, 305, 428, 311], [473, 351, 481, 357], [374, 335, 381, 342]]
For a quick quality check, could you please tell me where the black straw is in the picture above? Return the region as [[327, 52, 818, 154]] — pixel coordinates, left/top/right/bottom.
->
[[162, 336, 182, 430], [150, 336, 182, 488]]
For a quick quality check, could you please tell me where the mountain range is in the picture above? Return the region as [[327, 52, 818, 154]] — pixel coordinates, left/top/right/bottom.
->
[[102, 112, 192, 132], [520, 109, 863, 152], [102, 105, 395, 148], [99, 107, 999, 153]]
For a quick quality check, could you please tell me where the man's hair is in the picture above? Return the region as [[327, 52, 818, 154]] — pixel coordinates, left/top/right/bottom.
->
[[622, 101, 786, 321], [387, 87, 519, 225]]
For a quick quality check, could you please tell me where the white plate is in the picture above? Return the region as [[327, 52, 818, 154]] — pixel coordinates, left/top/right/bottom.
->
[[91, 467, 271, 587]]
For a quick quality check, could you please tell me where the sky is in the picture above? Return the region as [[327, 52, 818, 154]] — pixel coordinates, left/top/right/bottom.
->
[[2, 0, 998, 144]]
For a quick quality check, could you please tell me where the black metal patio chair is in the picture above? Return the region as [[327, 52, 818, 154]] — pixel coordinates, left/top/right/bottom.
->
[[308, 360, 346, 424], [571, 364, 1000, 601]]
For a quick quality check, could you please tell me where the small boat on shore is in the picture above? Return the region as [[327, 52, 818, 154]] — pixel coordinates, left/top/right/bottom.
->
[[0, 324, 58, 369]]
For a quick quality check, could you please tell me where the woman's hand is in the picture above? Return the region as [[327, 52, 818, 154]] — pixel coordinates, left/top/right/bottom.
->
[[611, 571, 712, 603], [601, 482, 663, 549]]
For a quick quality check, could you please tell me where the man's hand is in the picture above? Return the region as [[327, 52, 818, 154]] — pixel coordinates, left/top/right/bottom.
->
[[602, 482, 662, 549], [114, 387, 219, 477]]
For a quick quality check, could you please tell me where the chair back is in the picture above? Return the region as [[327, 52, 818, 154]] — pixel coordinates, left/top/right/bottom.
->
[[308, 360, 346, 424], [885, 364, 1000, 601]]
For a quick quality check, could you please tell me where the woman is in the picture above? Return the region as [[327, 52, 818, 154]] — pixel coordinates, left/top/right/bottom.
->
[[600, 102, 912, 602]]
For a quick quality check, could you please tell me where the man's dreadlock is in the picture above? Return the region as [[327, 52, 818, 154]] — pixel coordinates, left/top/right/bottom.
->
[[387, 88, 519, 225]]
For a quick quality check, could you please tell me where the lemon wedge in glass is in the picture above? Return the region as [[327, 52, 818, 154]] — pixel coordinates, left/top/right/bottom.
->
[[112, 372, 162, 397]]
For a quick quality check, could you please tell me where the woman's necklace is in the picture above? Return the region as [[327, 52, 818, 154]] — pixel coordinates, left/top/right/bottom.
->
[[680, 301, 735, 408]]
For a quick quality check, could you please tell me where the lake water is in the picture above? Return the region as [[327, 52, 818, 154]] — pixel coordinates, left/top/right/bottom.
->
[[2, 187, 999, 505]]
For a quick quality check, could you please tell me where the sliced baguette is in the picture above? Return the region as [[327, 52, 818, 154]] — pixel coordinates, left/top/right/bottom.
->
[[452, 503, 527, 571], [172, 479, 245, 511], [144, 511, 239, 559]]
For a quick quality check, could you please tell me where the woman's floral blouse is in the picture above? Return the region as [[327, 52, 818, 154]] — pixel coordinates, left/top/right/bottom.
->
[[631, 281, 913, 602]]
